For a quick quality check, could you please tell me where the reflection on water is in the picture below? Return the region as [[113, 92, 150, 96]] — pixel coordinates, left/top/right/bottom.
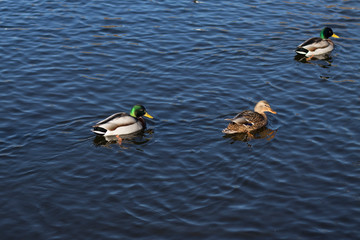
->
[[93, 129, 154, 147], [294, 54, 333, 68], [223, 127, 277, 144]]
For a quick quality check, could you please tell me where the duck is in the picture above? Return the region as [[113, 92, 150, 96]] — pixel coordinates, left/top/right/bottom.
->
[[295, 27, 339, 60], [222, 100, 276, 134], [92, 105, 153, 142]]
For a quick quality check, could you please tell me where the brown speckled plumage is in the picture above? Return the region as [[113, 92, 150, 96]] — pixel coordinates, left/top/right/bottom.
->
[[222, 100, 276, 134]]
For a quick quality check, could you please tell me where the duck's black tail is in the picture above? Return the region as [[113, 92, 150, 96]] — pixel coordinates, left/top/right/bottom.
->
[[92, 126, 107, 135], [295, 47, 309, 55]]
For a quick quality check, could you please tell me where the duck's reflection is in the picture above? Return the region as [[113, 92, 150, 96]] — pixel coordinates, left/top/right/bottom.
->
[[294, 54, 333, 68], [223, 126, 277, 143], [93, 129, 154, 147]]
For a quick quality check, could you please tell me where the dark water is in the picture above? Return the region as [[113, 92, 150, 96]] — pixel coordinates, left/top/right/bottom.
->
[[1, 0, 359, 239]]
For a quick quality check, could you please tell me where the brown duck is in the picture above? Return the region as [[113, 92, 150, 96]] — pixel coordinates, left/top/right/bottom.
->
[[222, 100, 276, 134]]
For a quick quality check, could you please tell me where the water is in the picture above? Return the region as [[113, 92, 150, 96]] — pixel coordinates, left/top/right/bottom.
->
[[1, 0, 359, 239]]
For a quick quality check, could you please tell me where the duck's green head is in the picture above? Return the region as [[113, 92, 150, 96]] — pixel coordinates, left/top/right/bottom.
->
[[130, 104, 153, 119], [320, 27, 339, 39]]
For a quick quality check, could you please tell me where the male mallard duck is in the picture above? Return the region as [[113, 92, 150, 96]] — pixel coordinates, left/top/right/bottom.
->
[[92, 105, 153, 140], [295, 27, 339, 60], [222, 100, 276, 134]]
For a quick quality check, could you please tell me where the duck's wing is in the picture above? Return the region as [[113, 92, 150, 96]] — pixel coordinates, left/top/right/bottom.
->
[[296, 37, 330, 52], [225, 110, 260, 126], [93, 112, 137, 131]]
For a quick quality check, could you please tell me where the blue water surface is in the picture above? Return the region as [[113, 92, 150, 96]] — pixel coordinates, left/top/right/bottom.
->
[[0, 0, 359, 239]]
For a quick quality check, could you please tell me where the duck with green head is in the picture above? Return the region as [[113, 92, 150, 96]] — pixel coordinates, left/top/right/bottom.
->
[[92, 105, 153, 138], [295, 27, 339, 60]]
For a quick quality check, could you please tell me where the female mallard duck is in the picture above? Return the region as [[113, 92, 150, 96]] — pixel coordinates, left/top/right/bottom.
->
[[92, 105, 153, 138], [222, 100, 276, 134], [295, 27, 339, 60]]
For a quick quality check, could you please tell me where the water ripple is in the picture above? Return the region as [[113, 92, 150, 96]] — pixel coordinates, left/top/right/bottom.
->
[[1, 0, 359, 239]]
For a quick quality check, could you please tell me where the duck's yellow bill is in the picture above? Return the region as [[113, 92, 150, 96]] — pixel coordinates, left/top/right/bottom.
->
[[144, 112, 154, 119], [332, 33, 339, 38]]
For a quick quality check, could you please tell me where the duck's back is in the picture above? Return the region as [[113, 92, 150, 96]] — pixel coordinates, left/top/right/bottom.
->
[[92, 112, 138, 135], [296, 37, 332, 55], [238, 110, 265, 125], [223, 110, 267, 134]]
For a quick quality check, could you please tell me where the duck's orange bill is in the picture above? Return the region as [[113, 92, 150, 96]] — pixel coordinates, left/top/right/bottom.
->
[[269, 109, 277, 114], [332, 33, 339, 38]]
